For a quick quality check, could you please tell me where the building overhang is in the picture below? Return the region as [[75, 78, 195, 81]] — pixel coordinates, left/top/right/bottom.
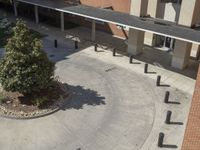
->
[[16, 0, 200, 45]]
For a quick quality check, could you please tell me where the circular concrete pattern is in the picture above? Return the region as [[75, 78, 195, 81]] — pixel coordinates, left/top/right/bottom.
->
[[0, 52, 156, 150]]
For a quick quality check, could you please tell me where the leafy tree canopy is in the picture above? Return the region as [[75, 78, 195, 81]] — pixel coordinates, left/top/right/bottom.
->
[[0, 20, 55, 94]]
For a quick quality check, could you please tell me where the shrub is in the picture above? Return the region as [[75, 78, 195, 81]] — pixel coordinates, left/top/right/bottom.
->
[[0, 20, 55, 94], [0, 93, 6, 104], [32, 96, 48, 107]]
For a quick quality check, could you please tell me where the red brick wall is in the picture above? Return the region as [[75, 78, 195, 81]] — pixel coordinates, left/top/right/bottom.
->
[[80, 0, 112, 8], [182, 65, 200, 150], [80, 0, 130, 13], [79, 0, 130, 38]]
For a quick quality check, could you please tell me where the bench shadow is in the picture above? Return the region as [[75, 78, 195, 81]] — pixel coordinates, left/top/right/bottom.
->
[[114, 54, 123, 57], [96, 50, 105, 52], [146, 71, 157, 74], [130, 62, 141, 64], [162, 144, 178, 149], [167, 101, 181, 105], [169, 121, 184, 125], [159, 84, 171, 87], [61, 84, 106, 110]]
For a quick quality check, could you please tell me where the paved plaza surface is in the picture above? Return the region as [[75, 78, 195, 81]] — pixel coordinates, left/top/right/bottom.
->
[[0, 11, 198, 150], [0, 36, 193, 150]]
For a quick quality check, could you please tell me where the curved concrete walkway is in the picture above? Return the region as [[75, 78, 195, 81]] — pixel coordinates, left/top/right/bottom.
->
[[0, 36, 191, 150], [0, 52, 155, 150], [0, 11, 194, 149]]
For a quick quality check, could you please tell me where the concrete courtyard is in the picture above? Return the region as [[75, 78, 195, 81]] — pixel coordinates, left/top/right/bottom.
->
[[0, 11, 197, 150]]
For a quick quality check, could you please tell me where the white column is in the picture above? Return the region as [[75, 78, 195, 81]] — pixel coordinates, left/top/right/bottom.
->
[[163, 37, 167, 47], [127, 29, 144, 55], [170, 38, 175, 50], [144, 0, 160, 46], [172, 0, 200, 69], [197, 46, 200, 60], [13, 0, 18, 17], [127, 0, 148, 55], [191, 44, 200, 60], [144, 32, 155, 46], [60, 12, 65, 31], [34, 5, 39, 24], [172, 40, 192, 69], [91, 20, 96, 42]]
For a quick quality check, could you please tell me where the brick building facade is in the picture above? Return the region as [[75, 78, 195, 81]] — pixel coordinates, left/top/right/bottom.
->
[[79, 0, 130, 38], [182, 66, 200, 150], [1, 0, 200, 148]]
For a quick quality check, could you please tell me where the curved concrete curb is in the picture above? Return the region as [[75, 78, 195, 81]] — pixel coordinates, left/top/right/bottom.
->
[[0, 84, 72, 120]]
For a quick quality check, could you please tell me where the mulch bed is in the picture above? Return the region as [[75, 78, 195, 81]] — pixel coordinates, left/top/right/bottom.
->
[[0, 82, 70, 118]]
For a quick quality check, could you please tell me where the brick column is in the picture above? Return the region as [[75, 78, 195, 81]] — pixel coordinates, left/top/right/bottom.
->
[[127, 0, 148, 55], [181, 65, 200, 149]]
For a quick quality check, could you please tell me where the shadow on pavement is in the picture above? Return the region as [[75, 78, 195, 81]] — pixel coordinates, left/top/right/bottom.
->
[[162, 144, 178, 149], [159, 84, 171, 87], [169, 121, 184, 125], [61, 84, 106, 110], [167, 101, 181, 105]]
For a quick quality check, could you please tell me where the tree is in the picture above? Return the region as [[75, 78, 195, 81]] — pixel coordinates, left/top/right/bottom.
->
[[0, 20, 55, 94]]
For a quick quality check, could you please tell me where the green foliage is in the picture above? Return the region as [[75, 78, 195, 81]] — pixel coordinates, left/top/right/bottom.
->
[[0, 20, 55, 94], [0, 0, 10, 4], [0, 18, 43, 47], [32, 96, 48, 107], [0, 19, 13, 47], [0, 93, 6, 104]]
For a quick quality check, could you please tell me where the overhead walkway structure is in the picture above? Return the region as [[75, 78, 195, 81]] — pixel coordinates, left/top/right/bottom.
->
[[14, 0, 200, 44], [13, 0, 200, 69]]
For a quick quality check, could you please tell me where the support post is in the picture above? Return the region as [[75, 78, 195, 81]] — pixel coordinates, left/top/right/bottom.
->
[[75, 41, 78, 49], [197, 48, 200, 60], [94, 44, 98, 52], [144, 0, 163, 46], [91, 20, 96, 42], [13, 0, 18, 17], [172, 40, 192, 69], [54, 40, 57, 48], [170, 38, 175, 50], [113, 49, 116, 56], [60, 12, 65, 31], [156, 75, 161, 86], [171, 0, 200, 69], [195, 45, 200, 60], [129, 55, 134, 64], [144, 63, 148, 73], [127, 0, 148, 55], [158, 132, 164, 147], [35, 5, 39, 24], [164, 91, 170, 103], [165, 110, 172, 124]]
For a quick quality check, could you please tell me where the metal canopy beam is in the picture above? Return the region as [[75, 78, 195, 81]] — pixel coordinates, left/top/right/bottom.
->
[[16, 0, 200, 45]]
